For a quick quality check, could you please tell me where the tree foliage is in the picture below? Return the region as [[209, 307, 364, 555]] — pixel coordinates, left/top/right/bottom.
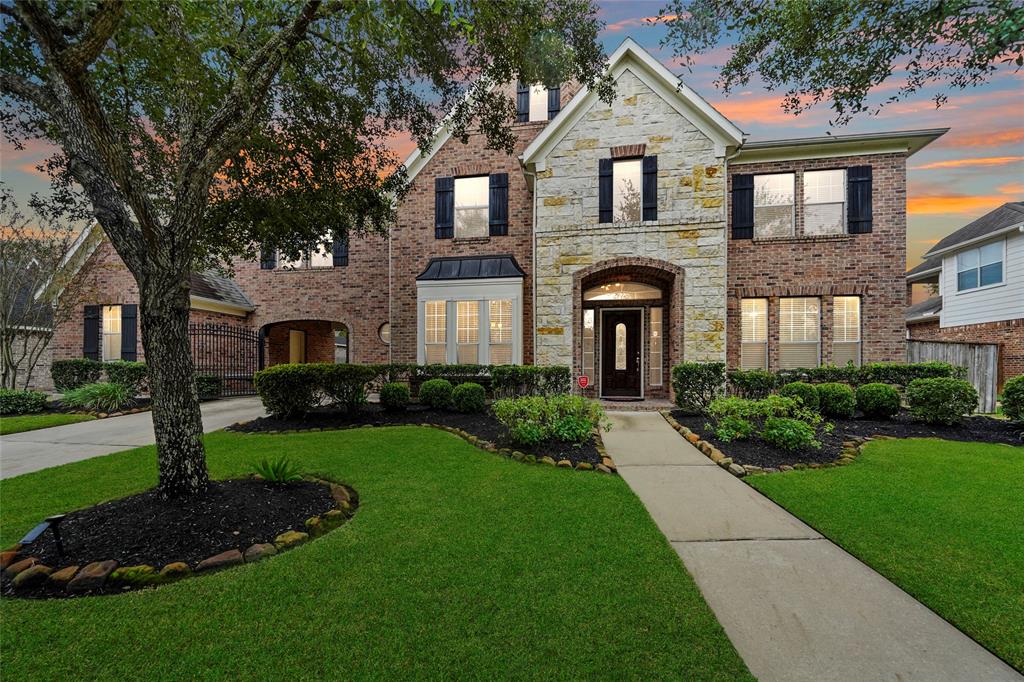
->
[[660, 0, 1024, 123]]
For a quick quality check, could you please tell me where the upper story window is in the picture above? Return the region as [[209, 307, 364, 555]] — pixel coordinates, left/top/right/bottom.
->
[[435, 173, 508, 239], [517, 82, 561, 122], [261, 233, 347, 269], [754, 173, 795, 238], [613, 159, 642, 223], [804, 169, 845, 235], [956, 240, 1003, 291], [599, 155, 658, 224], [529, 85, 548, 122], [454, 176, 489, 238]]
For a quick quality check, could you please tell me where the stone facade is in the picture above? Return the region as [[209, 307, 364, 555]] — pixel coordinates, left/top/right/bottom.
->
[[908, 317, 1024, 388]]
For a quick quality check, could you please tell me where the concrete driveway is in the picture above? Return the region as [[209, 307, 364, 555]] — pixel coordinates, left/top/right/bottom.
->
[[0, 397, 265, 480]]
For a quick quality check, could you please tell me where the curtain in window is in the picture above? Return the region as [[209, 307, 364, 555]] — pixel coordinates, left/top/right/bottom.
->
[[779, 297, 820, 369]]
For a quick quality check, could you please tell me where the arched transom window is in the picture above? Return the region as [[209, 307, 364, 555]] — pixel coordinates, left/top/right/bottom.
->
[[583, 281, 662, 301]]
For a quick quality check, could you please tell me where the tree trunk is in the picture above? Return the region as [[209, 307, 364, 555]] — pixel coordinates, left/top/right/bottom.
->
[[139, 275, 209, 498]]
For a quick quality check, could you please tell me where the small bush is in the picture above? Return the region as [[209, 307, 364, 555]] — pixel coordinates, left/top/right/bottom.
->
[[493, 396, 547, 445], [379, 382, 410, 411], [452, 382, 486, 413], [671, 362, 725, 414], [322, 363, 376, 413], [779, 382, 820, 411], [762, 417, 820, 451], [0, 389, 48, 415], [490, 365, 570, 397], [493, 394, 608, 445], [1000, 375, 1024, 423], [195, 374, 223, 400], [708, 395, 805, 423], [105, 360, 148, 392], [62, 382, 133, 413], [712, 415, 754, 442], [251, 456, 302, 484], [52, 358, 102, 391], [855, 383, 901, 419], [253, 363, 322, 418], [817, 383, 856, 419], [906, 377, 978, 425], [419, 378, 453, 409], [727, 369, 778, 399]]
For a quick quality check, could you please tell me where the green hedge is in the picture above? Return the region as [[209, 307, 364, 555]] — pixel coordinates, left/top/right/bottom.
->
[[779, 382, 820, 411], [1000, 375, 1024, 423], [253, 364, 324, 418], [322, 364, 377, 412], [196, 374, 223, 400], [452, 382, 486, 413], [778, 362, 965, 387], [855, 383, 901, 419], [906, 377, 978, 425], [419, 378, 453, 409], [492, 394, 608, 446], [727, 369, 778, 399], [671, 362, 725, 414], [490, 365, 570, 397], [105, 361, 148, 392], [52, 358, 103, 391], [817, 383, 856, 418], [0, 389, 48, 415], [379, 382, 410, 411]]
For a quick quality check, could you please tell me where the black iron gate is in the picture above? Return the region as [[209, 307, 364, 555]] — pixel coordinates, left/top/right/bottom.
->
[[189, 323, 260, 397]]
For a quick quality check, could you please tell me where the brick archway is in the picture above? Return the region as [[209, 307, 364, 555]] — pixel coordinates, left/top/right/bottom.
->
[[259, 318, 353, 366]]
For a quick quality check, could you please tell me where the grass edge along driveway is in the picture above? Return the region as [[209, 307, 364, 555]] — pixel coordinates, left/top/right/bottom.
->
[[748, 437, 1024, 672], [0, 412, 95, 435], [0, 426, 752, 680]]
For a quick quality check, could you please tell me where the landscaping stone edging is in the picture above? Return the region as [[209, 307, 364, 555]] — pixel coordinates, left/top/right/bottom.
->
[[227, 419, 620, 475], [0, 477, 357, 597], [659, 410, 873, 477]]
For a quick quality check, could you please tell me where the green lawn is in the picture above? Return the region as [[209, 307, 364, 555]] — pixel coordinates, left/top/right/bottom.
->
[[748, 438, 1024, 671], [0, 427, 751, 680], [0, 412, 95, 435]]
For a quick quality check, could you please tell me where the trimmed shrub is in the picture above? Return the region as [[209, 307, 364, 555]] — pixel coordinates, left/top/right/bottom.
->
[[105, 361, 148, 393], [708, 395, 806, 423], [419, 378, 454, 409], [452, 382, 486, 413], [253, 363, 322, 418], [817, 383, 856, 419], [52, 358, 102, 391], [0, 389, 48, 415], [778, 364, 860, 386], [906, 377, 978, 425], [860, 361, 966, 386], [322, 363, 376, 413], [762, 416, 820, 451], [779, 382, 820, 411], [62, 382, 133, 413], [490, 365, 570, 397], [493, 394, 608, 446], [671, 362, 725, 414], [712, 415, 754, 442], [379, 382, 410, 411], [727, 369, 778, 399], [855, 383, 901, 419], [195, 374, 223, 400], [1000, 375, 1024, 423]]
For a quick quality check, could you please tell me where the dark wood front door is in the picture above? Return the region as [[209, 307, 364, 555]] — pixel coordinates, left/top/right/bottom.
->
[[601, 309, 642, 397]]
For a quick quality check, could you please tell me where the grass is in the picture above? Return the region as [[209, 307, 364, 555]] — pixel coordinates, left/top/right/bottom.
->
[[748, 438, 1024, 671], [0, 427, 752, 680], [0, 412, 95, 435]]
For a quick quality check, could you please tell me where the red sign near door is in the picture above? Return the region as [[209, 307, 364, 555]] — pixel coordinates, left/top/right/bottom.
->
[[577, 375, 589, 389]]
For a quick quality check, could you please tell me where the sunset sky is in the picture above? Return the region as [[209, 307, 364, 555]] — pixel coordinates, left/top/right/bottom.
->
[[3, 1, 1021, 272]]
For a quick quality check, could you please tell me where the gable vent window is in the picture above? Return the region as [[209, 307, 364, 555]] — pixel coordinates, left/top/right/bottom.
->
[[740, 298, 768, 370], [779, 297, 820, 369], [804, 170, 845, 235], [832, 296, 861, 367], [754, 173, 795, 238]]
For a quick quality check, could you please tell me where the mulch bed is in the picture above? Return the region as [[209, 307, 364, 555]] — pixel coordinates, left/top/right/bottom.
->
[[672, 410, 1023, 469], [2, 479, 335, 598], [230, 404, 602, 465]]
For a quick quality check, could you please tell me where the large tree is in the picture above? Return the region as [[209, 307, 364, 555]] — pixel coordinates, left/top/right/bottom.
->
[[660, 0, 1024, 124], [1, 0, 610, 497]]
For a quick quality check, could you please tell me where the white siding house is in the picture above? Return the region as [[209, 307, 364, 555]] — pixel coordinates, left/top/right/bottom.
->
[[939, 229, 1024, 327]]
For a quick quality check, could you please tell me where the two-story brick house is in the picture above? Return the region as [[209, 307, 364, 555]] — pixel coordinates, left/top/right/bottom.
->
[[50, 38, 944, 402]]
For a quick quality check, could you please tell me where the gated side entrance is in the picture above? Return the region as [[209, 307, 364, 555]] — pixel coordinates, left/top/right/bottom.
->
[[189, 323, 260, 397]]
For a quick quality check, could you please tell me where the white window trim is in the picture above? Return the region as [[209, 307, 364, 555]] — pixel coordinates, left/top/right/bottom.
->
[[753, 172, 796, 237], [954, 238, 1006, 295], [454, 175, 490, 239], [802, 169, 847, 236], [416, 277, 524, 364]]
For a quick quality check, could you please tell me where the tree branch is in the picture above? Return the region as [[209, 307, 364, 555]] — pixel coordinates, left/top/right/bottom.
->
[[60, 0, 124, 73], [0, 73, 58, 115]]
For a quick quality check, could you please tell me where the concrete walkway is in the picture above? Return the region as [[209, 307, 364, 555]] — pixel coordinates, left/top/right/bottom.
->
[[0, 397, 265, 479], [605, 411, 1021, 682]]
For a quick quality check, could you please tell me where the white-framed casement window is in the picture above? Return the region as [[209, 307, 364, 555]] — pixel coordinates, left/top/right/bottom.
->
[[956, 240, 1004, 291], [740, 298, 768, 370], [101, 305, 122, 361], [456, 300, 480, 363], [650, 306, 663, 386], [779, 297, 820, 369], [754, 173, 795, 237], [424, 300, 447, 364], [489, 299, 513, 365], [454, 176, 489, 239], [613, 158, 642, 222], [803, 169, 845, 235], [582, 309, 595, 382], [529, 84, 548, 122], [832, 296, 861, 367]]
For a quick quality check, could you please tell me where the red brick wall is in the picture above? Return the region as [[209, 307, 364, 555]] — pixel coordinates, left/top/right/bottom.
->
[[908, 318, 1024, 388], [726, 153, 908, 369], [264, 320, 336, 365]]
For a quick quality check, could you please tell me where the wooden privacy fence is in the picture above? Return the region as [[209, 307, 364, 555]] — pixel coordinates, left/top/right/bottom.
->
[[907, 340, 999, 413]]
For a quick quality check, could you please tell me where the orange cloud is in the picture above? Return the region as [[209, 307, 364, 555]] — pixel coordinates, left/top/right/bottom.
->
[[711, 94, 807, 125], [942, 127, 1024, 149], [912, 155, 1024, 170], [997, 182, 1024, 195], [605, 14, 680, 33], [907, 194, 1009, 215]]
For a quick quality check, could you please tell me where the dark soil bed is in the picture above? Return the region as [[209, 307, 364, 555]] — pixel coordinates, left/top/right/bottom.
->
[[230, 404, 602, 465], [672, 410, 1023, 469], [2, 479, 335, 598]]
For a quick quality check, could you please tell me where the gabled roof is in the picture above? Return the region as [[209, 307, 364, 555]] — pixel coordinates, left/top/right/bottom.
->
[[734, 128, 947, 164], [905, 255, 942, 283], [190, 270, 254, 311], [522, 38, 745, 168], [905, 296, 942, 324], [416, 255, 525, 281], [923, 202, 1024, 257]]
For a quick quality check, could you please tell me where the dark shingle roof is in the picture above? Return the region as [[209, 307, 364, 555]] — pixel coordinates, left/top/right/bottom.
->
[[925, 202, 1024, 256], [189, 270, 254, 310], [905, 296, 942, 323], [905, 256, 942, 279], [416, 255, 526, 281]]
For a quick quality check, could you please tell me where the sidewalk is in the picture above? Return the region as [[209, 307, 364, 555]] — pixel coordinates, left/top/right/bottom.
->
[[604, 411, 1021, 682], [0, 397, 265, 479]]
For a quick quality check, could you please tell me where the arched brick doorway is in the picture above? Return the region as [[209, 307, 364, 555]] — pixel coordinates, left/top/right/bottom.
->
[[572, 257, 684, 400], [259, 319, 352, 366]]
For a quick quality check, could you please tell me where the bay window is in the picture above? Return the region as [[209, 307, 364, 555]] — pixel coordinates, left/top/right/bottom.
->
[[740, 298, 768, 370], [832, 296, 861, 367], [424, 300, 447, 364], [454, 176, 489, 238], [779, 297, 820, 369], [489, 300, 513, 365], [456, 301, 480, 363], [803, 169, 845, 235], [956, 240, 1003, 291], [754, 173, 794, 237]]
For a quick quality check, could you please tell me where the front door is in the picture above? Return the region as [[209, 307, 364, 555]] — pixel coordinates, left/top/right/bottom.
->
[[601, 310, 641, 397]]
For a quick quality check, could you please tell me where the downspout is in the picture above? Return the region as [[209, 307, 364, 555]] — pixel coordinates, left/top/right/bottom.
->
[[523, 161, 538, 367], [722, 139, 746, 368]]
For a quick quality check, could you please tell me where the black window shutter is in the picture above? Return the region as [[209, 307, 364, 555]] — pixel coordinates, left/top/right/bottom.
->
[[599, 158, 613, 223], [547, 86, 561, 120], [731, 174, 754, 239], [489, 173, 509, 236], [435, 176, 454, 239], [332, 235, 349, 266], [642, 155, 658, 221], [848, 165, 873, 234], [260, 247, 276, 269], [515, 82, 529, 122], [120, 304, 138, 361], [83, 305, 100, 360]]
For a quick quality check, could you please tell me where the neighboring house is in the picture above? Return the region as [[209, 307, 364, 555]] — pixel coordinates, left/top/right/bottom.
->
[[906, 202, 1024, 388], [50, 38, 944, 401], [1, 263, 54, 391]]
